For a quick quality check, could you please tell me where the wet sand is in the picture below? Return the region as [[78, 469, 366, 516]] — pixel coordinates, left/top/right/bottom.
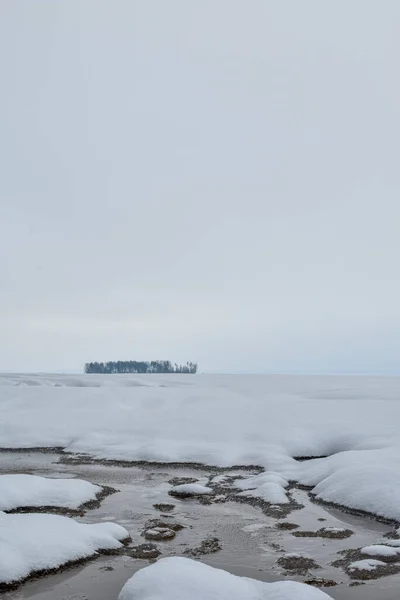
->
[[1, 450, 400, 599]]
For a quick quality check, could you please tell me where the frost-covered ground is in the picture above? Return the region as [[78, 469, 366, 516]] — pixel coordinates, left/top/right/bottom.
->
[[1, 373, 400, 522]]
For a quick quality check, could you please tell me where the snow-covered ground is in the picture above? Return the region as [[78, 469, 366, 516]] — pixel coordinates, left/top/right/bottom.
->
[[118, 557, 331, 600], [1, 373, 400, 522], [0, 511, 129, 585], [0, 474, 100, 511]]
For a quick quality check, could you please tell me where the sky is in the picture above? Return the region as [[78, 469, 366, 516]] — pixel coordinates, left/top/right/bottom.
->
[[1, 1, 400, 375]]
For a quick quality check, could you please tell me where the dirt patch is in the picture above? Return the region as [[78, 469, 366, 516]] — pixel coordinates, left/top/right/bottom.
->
[[153, 503, 175, 512], [206, 482, 303, 519], [292, 527, 353, 539], [277, 554, 321, 575], [184, 537, 221, 557], [304, 578, 337, 588], [143, 527, 176, 541], [332, 547, 400, 579], [276, 521, 299, 531], [167, 476, 199, 486], [128, 543, 161, 559], [59, 454, 262, 474], [5, 485, 118, 517], [168, 488, 213, 500], [144, 518, 184, 532]]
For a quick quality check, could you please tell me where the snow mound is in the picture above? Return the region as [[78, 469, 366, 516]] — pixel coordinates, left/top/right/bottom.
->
[[169, 483, 213, 496], [361, 545, 400, 558], [0, 474, 101, 511], [235, 472, 289, 491], [118, 557, 332, 600], [348, 559, 386, 572], [0, 511, 129, 585], [239, 482, 289, 504]]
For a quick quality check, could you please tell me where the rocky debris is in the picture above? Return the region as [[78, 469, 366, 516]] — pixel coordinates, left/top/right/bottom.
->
[[128, 543, 161, 559], [292, 527, 353, 539], [168, 477, 198, 486], [143, 527, 176, 541], [332, 547, 400, 580], [144, 518, 184, 532], [277, 553, 321, 575], [169, 483, 213, 499], [153, 503, 175, 512], [184, 537, 221, 557], [276, 521, 299, 531], [304, 578, 337, 588]]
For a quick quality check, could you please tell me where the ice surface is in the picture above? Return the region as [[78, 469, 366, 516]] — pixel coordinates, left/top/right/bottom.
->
[[0, 474, 100, 511], [2, 373, 400, 521], [0, 511, 129, 585], [118, 556, 332, 600]]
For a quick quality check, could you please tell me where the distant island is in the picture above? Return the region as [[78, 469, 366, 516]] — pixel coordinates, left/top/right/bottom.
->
[[84, 360, 198, 374]]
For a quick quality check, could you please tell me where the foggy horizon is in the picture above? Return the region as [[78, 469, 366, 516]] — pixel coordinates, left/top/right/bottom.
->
[[2, 1, 400, 374]]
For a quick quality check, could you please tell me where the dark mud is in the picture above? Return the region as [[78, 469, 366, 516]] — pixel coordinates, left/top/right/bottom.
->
[[276, 521, 299, 531], [59, 453, 262, 474], [277, 553, 321, 574], [153, 503, 175, 512], [184, 537, 222, 557], [168, 476, 198, 486], [144, 518, 185, 532], [332, 548, 400, 580], [304, 577, 338, 588], [292, 527, 354, 539], [128, 544, 161, 559]]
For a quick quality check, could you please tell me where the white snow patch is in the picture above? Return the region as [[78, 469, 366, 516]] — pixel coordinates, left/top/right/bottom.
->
[[0, 474, 101, 511], [118, 557, 332, 600], [361, 545, 400, 558], [0, 511, 129, 585], [239, 482, 289, 504], [384, 540, 400, 547], [348, 559, 386, 572], [170, 483, 213, 496], [234, 472, 289, 490]]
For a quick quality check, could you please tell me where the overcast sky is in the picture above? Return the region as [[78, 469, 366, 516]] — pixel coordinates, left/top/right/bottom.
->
[[1, 1, 400, 374]]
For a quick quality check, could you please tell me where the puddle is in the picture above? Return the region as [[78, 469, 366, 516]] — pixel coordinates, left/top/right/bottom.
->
[[1, 452, 400, 599]]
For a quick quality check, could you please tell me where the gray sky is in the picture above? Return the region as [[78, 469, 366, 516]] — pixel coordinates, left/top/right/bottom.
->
[[1, 1, 400, 374]]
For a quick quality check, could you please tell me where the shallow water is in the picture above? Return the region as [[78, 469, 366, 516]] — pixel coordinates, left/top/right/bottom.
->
[[1, 451, 399, 599]]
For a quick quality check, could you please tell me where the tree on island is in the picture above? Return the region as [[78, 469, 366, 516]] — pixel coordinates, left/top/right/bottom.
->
[[84, 360, 198, 374]]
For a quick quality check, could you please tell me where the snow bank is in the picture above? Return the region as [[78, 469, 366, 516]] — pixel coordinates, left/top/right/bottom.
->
[[118, 557, 332, 600], [0, 511, 129, 585], [0, 474, 101, 511], [2, 373, 400, 522]]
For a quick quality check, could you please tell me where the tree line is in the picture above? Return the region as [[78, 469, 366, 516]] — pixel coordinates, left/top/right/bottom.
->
[[84, 360, 198, 374]]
